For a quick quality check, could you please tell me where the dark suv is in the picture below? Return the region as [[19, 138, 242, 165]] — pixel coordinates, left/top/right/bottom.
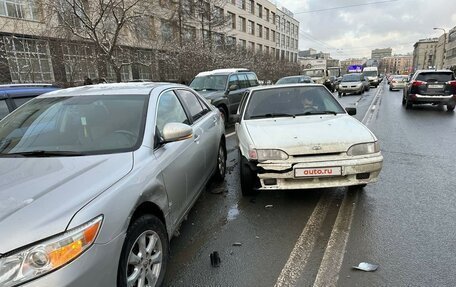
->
[[402, 70, 456, 111], [189, 68, 259, 123], [0, 84, 60, 119]]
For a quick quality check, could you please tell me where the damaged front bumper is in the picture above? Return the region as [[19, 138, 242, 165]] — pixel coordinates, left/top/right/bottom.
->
[[249, 153, 383, 190]]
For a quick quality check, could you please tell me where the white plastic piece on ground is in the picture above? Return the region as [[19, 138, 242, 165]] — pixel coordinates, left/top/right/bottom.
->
[[352, 262, 379, 272]]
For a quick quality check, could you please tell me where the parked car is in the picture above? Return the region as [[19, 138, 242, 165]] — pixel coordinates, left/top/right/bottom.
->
[[338, 73, 365, 97], [362, 75, 371, 92], [0, 84, 59, 120], [235, 84, 383, 196], [276, 75, 314, 85], [0, 83, 226, 287], [389, 75, 408, 91], [402, 70, 456, 111], [189, 68, 259, 124]]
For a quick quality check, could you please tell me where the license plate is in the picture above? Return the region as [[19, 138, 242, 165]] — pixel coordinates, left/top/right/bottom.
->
[[294, 167, 342, 178], [428, 84, 444, 89]]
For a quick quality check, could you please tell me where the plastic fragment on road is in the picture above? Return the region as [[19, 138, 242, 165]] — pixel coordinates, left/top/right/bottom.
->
[[265, 205, 273, 208], [210, 251, 221, 267], [352, 262, 378, 272], [232, 242, 242, 246]]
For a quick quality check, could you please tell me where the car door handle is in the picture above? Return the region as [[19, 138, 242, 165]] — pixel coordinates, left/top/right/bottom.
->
[[194, 134, 201, 142]]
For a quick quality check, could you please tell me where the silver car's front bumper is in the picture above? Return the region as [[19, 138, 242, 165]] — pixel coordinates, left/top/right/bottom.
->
[[22, 233, 125, 287], [338, 86, 363, 94], [255, 154, 383, 190]]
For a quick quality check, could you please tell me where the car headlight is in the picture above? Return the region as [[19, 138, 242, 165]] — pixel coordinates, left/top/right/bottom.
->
[[347, 142, 380, 156], [0, 215, 103, 287], [249, 148, 289, 161]]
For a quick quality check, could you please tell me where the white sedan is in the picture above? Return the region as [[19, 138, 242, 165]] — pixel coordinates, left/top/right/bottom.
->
[[235, 84, 383, 196]]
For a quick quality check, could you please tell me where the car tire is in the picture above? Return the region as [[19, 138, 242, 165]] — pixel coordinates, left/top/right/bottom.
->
[[389, 86, 392, 91], [118, 214, 168, 287], [213, 141, 226, 183], [338, 91, 342, 97], [447, 104, 455, 112], [218, 107, 228, 126], [240, 153, 257, 196], [405, 97, 413, 110], [348, 184, 367, 191]]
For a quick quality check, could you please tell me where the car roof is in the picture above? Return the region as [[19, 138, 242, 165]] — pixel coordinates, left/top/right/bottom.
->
[[0, 87, 60, 98], [280, 75, 310, 79], [248, 83, 325, 92], [414, 69, 453, 74], [38, 82, 186, 98], [195, 68, 251, 77], [0, 83, 55, 88]]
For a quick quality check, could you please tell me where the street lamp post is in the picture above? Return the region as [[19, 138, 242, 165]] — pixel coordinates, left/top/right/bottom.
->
[[433, 27, 447, 70]]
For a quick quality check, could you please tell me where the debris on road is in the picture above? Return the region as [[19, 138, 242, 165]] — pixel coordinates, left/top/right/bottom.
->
[[255, 236, 260, 239], [210, 251, 221, 267], [265, 205, 274, 208], [232, 242, 242, 246], [352, 262, 378, 272]]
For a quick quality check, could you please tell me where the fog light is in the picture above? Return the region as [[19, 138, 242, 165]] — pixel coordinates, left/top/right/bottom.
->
[[356, 173, 370, 180], [263, 179, 277, 186]]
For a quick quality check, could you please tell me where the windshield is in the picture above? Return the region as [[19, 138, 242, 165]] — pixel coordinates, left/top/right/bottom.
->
[[327, 69, 340, 77], [302, 70, 324, 77], [276, 76, 313, 84], [0, 95, 148, 156], [342, 74, 362, 82], [416, 72, 455, 82], [189, 75, 228, 91], [363, 71, 378, 77], [244, 86, 345, 120]]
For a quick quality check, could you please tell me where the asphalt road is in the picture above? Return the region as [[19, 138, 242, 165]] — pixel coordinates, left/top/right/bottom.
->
[[163, 82, 455, 286]]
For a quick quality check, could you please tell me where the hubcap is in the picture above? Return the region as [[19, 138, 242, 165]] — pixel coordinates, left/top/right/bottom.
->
[[218, 145, 225, 176], [126, 230, 162, 287]]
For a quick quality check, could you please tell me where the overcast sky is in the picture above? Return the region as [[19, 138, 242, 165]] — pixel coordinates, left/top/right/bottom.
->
[[274, 0, 456, 60]]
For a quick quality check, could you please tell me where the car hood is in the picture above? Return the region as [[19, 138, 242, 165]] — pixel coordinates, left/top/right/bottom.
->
[[196, 90, 225, 100], [0, 153, 133, 253], [244, 115, 375, 155]]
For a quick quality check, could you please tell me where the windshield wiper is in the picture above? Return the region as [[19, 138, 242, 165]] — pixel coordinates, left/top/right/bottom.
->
[[3, 150, 88, 157], [297, 110, 338, 116], [250, 113, 296, 119]]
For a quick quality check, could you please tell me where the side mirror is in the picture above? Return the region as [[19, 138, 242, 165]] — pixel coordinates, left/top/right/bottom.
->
[[228, 84, 238, 92], [345, 107, 357, 116], [162, 123, 193, 143]]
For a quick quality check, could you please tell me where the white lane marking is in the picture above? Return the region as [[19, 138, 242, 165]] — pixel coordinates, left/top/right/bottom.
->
[[226, 131, 236, 138], [361, 85, 382, 124], [313, 191, 359, 287], [275, 192, 337, 287]]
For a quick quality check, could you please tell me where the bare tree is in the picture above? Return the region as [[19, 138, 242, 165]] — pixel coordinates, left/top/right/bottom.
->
[[46, 0, 157, 82]]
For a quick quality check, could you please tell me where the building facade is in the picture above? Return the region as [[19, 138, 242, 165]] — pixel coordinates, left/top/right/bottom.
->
[[0, 0, 299, 84], [371, 48, 392, 61], [412, 38, 438, 70], [382, 55, 413, 74], [444, 26, 456, 68]]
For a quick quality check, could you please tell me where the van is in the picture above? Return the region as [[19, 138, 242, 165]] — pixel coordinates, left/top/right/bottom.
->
[[362, 67, 380, 87]]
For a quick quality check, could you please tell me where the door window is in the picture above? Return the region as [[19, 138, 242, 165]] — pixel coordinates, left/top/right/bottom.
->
[[176, 90, 209, 122], [237, 74, 249, 88], [156, 91, 189, 136], [247, 73, 259, 87], [228, 75, 239, 90], [0, 99, 9, 119]]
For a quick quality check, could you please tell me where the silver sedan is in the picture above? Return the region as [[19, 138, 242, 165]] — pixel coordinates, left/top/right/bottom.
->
[[0, 83, 226, 287], [235, 84, 383, 196]]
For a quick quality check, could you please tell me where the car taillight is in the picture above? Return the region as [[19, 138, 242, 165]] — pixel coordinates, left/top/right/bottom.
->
[[411, 80, 426, 87], [447, 80, 456, 87]]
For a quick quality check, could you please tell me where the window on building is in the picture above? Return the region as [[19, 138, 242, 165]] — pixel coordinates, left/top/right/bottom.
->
[[256, 3, 262, 18], [257, 24, 262, 38], [228, 12, 236, 29], [265, 27, 269, 40], [106, 64, 132, 82], [160, 20, 173, 42], [62, 43, 98, 83], [271, 12, 276, 24], [236, 0, 245, 10], [257, 44, 262, 52], [238, 16, 246, 32], [247, 0, 254, 14], [226, 36, 236, 46], [0, 0, 38, 20], [240, 39, 246, 49], [249, 41, 255, 50], [183, 25, 196, 42], [248, 20, 254, 35], [4, 36, 54, 83], [265, 8, 269, 22]]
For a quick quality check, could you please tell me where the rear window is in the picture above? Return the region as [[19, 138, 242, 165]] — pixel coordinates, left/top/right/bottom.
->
[[416, 72, 455, 82]]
